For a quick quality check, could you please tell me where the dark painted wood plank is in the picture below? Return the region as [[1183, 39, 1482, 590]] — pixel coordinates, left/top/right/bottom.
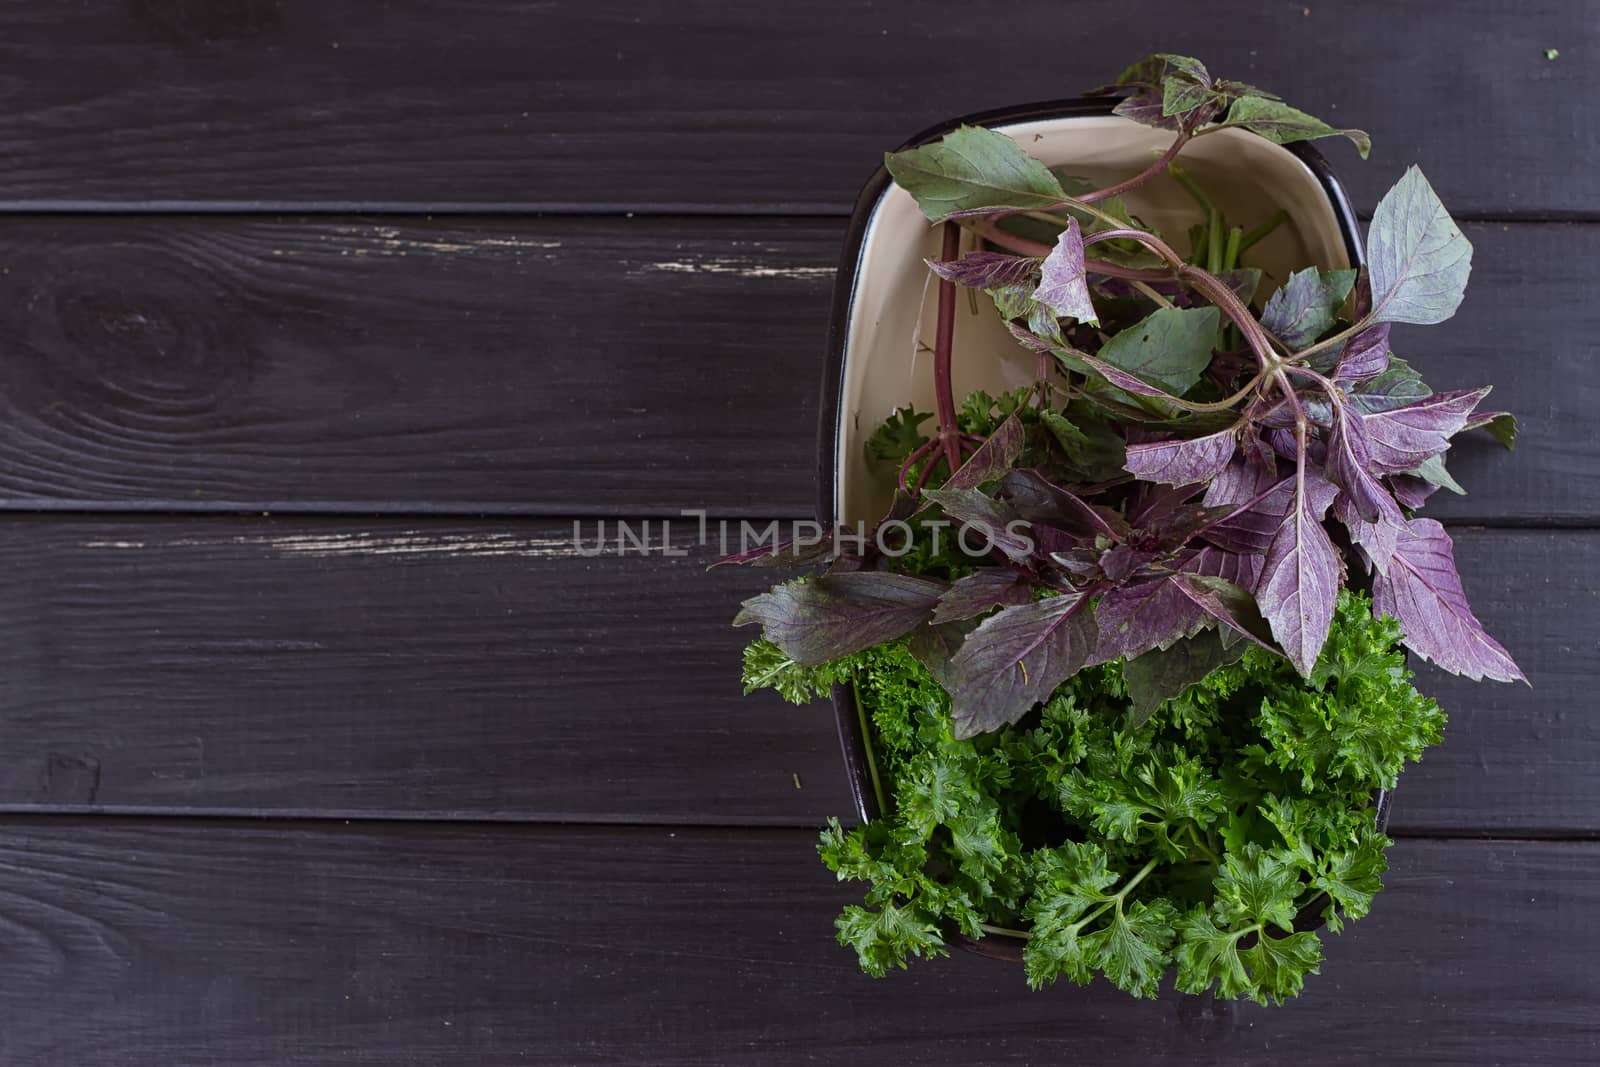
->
[[0, 515, 857, 825], [0, 2, 1589, 216], [0, 218, 1578, 521], [0, 821, 1592, 1064], [0, 215, 835, 516], [0, 518, 1587, 834]]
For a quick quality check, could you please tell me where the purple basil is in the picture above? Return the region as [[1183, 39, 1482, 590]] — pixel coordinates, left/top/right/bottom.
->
[[1372, 519, 1527, 683], [927, 251, 1041, 289], [1124, 428, 1238, 487], [932, 568, 1036, 625], [734, 572, 946, 666], [1035, 217, 1098, 324], [945, 594, 1098, 738], [736, 103, 1522, 738]]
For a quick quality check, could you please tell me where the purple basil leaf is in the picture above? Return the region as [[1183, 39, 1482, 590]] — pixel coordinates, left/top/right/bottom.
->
[[1327, 407, 1408, 531], [1334, 493, 1399, 576], [1034, 217, 1098, 325], [1048, 546, 1104, 578], [1366, 166, 1473, 325], [931, 568, 1036, 625], [1005, 319, 1056, 353], [945, 594, 1097, 737], [1212, 79, 1278, 101], [1124, 427, 1238, 487], [1057, 347, 1178, 401], [1241, 432, 1278, 472], [905, 621, 972, 692], [1373, 518, 1527, 683], [1123, 629, 1247, 728], [1142, 503, 1237, 551], [1333, 322, 1391, 382], [1107, 99, 1174, 131], [1127, 479, 1203, 529], [1170, 573, 1281, 653], [1163, 76, 1216, 117], [944, 413, 1026, 491], [733, 572, 946, 666], [920, 487, 1036, 563], [1350, 268, 1373, 321], [1186, 543, 1264, 592], [1110, 74, 1184, 130], [1204, 466, 1336, 556], [1000, 469, 1125, 542], [1390, 473, 1438, 510], [1215, 267, 1263, 306], [1204, 457, 1278, 510], [1410, 452, 1466, 495], [1260, 392, 1334, 430], [1348, 354, 1430, 414], [1260, 267, 1357, 351], [927, 251, 1041, 289], [1095, 576, 1207, 662], [1098, 544, 1164, 583], [1465, 409, 1518, 450], [1257, 400, 1297, 430], [1215, 97, 1371, 159], [1091, 275, 1184, 303], [989, 278, 1039, 321], [711, 531, 838, 570], [883, 125, 1069, 223], [1359, 387, 1491, 474], [1093, 306, 1220, 394], [1264, 427, 1300, 463], [1254, 466, 1345, 675]]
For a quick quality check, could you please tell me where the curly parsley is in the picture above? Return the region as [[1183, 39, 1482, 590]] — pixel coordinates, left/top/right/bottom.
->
[[744, 592, 1442, 1004]]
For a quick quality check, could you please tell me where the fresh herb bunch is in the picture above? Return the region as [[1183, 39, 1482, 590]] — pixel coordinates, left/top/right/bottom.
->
[[736, 52, 1522, 737], [744, 591, 1440, 1003], [728, 54, 1523, 1001]]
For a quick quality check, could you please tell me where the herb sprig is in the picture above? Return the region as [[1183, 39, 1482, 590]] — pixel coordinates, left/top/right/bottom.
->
[[729, 54, 1521, 1004], [736, 53, 1522, 738], [746, 593, 1440, 1003]]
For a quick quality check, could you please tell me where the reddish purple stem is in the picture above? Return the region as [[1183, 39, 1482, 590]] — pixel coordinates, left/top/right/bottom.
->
[[897, 438, 941, 494], [1076, 132, 1191, 204], [933, 221, 963, 472]]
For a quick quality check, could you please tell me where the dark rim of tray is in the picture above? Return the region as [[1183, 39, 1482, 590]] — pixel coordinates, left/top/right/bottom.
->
[[815, 96, 1377, 959]]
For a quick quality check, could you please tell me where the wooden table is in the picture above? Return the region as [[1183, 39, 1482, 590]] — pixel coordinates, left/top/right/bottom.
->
[[0, 3, 1593, 1062]]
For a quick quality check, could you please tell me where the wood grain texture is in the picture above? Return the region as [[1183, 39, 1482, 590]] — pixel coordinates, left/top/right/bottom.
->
[[0, 518, 1586, 834], [0, 821, 1592, 1065], [0, 218, 1579, 520], [0, 2, 1590, 215], [0, 215, 836, 516]]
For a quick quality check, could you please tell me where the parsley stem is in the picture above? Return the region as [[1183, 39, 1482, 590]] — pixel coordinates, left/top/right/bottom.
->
[[978, 922, 1031, 939], [1120, 857, 1160, 897], [1222, 226, 1244, 272], [851, 679, 889, 818], [1169, 161, 1217, 216], [1188, 216, 1210, 265], [1129, 279, 1175, 309], [1207, 208, 1224, 274], [932, 222, 963, 473], [1237, 209, 1290, 254], [1181, 823, 1223, 865]]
